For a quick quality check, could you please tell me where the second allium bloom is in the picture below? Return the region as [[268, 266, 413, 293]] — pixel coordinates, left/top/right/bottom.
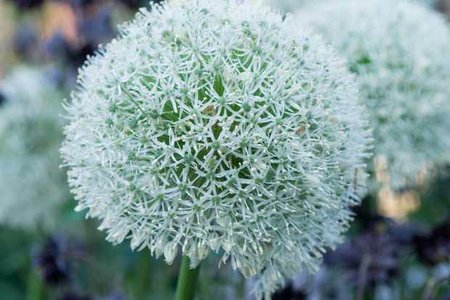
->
[[61, 0, 371, 298], [0, 67, 68, 230], [300, 0, 450, 189]]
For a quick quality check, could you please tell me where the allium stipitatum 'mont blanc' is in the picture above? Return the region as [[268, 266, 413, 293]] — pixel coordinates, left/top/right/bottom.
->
[[300, 0, 450, 189], [61, 0, 371, 298], [0, 67, 68, 230]]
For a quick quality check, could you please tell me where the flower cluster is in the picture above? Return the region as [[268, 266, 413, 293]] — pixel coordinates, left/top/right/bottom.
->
[[0, 67, 68, 230], [299, 0, 450, 189], [61, 0, 371, 298]]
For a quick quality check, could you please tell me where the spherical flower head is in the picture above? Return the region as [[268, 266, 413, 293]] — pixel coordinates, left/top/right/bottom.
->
[[61, 0, 371, 298], [299, 0, 450, 189], [0, 67, 69, 230]]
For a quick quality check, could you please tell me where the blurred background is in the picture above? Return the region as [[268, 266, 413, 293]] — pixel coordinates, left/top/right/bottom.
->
[[0, 0, 450, 299]]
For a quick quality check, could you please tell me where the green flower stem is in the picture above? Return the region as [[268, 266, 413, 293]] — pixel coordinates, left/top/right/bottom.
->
[[175, 256, 201, 300], [27, 262, 45, 300], [134, 252, 152, 299]]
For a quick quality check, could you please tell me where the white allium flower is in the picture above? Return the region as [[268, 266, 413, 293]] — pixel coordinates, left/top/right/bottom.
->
[[300, 0, 450, 189], [0, 67, 68, 230], [61, 0, 371, 298]]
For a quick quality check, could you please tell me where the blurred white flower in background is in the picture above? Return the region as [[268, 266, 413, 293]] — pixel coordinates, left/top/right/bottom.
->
[[264, 0, 438, 14], [0, 67, 68, 230], [266, 0, 439, 14], [299, 0, 450, 190], [264, 0, 317, 12], [410, 0, 438, 7]]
